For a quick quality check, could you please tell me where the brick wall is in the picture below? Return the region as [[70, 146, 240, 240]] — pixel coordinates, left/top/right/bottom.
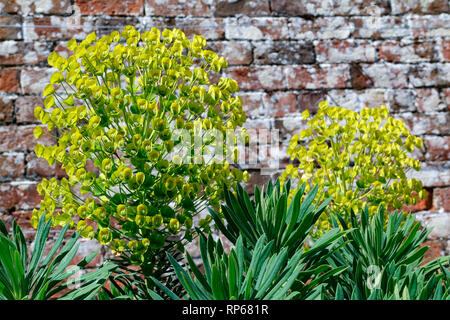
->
[[0, 0, 449, 263]]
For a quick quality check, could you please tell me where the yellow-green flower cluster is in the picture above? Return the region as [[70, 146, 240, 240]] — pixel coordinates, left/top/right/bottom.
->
[[281, 101, 425, 235], [32, 26, 248, 264]]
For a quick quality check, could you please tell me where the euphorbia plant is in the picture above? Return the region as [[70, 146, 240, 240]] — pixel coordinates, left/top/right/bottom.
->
[[281, 102, 425, 235], [32, 26, 248, 282]]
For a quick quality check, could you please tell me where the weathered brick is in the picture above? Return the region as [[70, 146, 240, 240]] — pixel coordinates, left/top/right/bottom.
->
[[174, 17, 225, 40], [415, 88, 445, 112], [297, 90, 327, 113], [350, 16, 410, 39], [443, 88, 450, 107], [26, 17, 94, 41], [286, 64, 349, 90], [420, 213, 450, 239], [441, 39, 450, 61], [263, 91, 298, 117], [145, 0, 211, 16], [424, 136, 450, 161], [409, 63, 450, 87], [253, 41, 315, 65], [240, 92, 265, 118], [399, 112, 450, 136], [274, 116, 307, 144], [271, 0, 390, 16], [1, 0, 72, 14], [327, 89, 387, 112], [94, 16, 141, 38], [0, 69, 20, 93], [385, 89, 417, 112], [352, 63, 409, 89], [214, 0, 270, 17], [391, 0, 449, 14], [0, 182, 42, 211], [0, 125, 55, 152], [0, 16, 22, 40], [437, 187, 450, 211], [0, 95, 14, 122], [20, 68, 56, 95], [407, 166, 450, 187], [378, 40, 436, 63], [75, 0, 143, 15], [225, 17, 289, 40], [26, 153, 67, 179], [15, 96, 43, 123], [409, 14, 450, 38], [289, 17, 353, 40], [0, 153, 25, 179], [208, 41, 252, 65], [0, 41, 51, 66], [315, 40, 376, 63], [225, 66, 286, 90]]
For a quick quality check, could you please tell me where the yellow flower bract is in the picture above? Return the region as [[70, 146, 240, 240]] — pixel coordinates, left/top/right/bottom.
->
[[281, 101, 425, 236], [32, 26, 248, 261]]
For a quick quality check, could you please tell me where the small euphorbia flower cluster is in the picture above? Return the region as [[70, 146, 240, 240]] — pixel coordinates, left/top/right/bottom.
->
[[32, 26, 249, 264], [281, 101, 425, 236]]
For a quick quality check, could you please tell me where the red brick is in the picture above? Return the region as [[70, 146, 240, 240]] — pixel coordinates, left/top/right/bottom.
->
[[0, 16, 22, 40], [145, 0, 211, 16], [440, 39, 450, 62], [424, 136, 450, 162], [443, 89, 450, 109], [208, 41, 252, 65], [286, 64, 349, 90], [26, 153, 68, 179], [254, 41, 315, 65], [214, 0, 270, 17], [0, 41, 51, 66], [0, 125, 55, 152], [263, 91, 298, 117], [438, 188, 450, 212], [404, 189, 433, 213], [1, 0, 72, 14], [225, 66, 285, 90], [421, 240, 444, 263], [0, 182, 42, 211], [0, 69, 20, 93], [0, 153, 25, 179], [15, 96, 44, 123], [75, 0, 143, 15], [391, 0, 449, 14], [0, 95, 14, 123], [378, 40, 436, 63]]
